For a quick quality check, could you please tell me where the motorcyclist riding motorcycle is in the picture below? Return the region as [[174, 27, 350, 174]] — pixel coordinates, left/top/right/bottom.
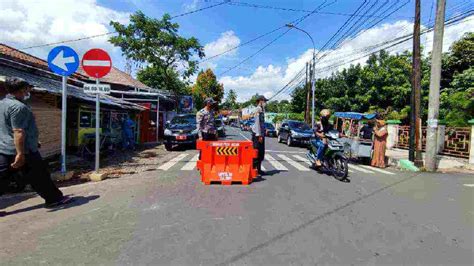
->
[[312, 109, 332, 167]]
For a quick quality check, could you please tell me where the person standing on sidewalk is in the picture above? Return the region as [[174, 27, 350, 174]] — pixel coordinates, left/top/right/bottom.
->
[[371, 119, 388, 168], [196, 98, 217, 141], [251, 95, 267, 176], [0, 77, 71, 208]]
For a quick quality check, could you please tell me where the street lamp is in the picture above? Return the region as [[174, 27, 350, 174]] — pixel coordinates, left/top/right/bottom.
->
[[286, 24, 316, 128]]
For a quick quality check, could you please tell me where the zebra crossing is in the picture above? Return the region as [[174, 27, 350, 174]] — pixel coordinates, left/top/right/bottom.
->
[[156, 152, 396, 175]]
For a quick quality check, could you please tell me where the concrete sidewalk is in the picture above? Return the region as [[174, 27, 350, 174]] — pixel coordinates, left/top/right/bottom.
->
[[386, 148, 472, 171]]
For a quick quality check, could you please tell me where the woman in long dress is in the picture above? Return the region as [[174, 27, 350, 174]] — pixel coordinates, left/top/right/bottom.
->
[[371, 120, 388, 168]]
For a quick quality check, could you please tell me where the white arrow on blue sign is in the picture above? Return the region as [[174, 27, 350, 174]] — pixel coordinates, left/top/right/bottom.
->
[[47, 46, 79, 76]]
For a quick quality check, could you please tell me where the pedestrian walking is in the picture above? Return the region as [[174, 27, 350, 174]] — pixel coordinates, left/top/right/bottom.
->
[[196, 98, 217, 141], [371, 119, 388, 168], [0, 77, 71, 208], [251, 95, 267, 176]]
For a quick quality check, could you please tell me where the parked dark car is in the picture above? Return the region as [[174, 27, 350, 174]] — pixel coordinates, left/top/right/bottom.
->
[[215, 119, 226, 137], [277, 120, 314, 146], [164, 114, 198, 151], [265, 122, 277, 137]]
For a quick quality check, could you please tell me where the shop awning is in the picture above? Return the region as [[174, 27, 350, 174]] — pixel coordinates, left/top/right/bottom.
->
[[334, 112, 377, 120]]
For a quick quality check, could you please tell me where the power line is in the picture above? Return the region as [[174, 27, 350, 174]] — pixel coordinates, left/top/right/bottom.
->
[[205, 0, 413, 19], [272, 10, 473, 100], [270, 0, 372, 100], [218, 0, 337, 76], [20, 1, 229, 50]]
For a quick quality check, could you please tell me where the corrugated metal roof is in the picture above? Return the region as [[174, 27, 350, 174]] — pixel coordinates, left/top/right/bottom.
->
[[0, 65, 145, 110]]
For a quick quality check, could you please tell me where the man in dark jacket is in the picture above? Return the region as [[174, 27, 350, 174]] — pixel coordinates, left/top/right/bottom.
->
[[0, 77, 71, 208]]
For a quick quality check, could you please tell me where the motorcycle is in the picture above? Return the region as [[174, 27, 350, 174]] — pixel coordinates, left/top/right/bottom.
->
[[307, 130, 349, 181]]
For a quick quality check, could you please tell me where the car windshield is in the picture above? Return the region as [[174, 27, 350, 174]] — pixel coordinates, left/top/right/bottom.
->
[[265, 123, 275, 129], [171, 115, 196, 125], [289, 121, 311, 130]]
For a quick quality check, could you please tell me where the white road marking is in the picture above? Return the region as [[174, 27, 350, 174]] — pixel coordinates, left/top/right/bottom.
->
[[266, 150, 306, 154], [265, 154, 288, 171], [181, 154, 199, 171], [292, 155, 311, 165], [359, 165, 395, 175], [239, 132, 250, 140], [261, 165, 267, 171], [277, 154, 309, 171], [349, 164, 375, 174], [158, 153, 189, 171], [463, 184, 474, 187]]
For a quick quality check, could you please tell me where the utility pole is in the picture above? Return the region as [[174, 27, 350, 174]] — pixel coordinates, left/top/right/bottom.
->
[[426, 0, 446, 171], [304, 62, 311, 124], [311, 54, 316, 129], [410, 0, 423, 167]]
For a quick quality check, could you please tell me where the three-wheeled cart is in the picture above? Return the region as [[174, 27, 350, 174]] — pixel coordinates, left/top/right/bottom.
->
[[333, 112, 377, 163]]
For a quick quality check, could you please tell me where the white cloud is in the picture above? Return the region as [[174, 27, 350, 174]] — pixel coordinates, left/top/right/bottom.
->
[[201, 31, 241, 70], [0, 0, 129, 65], [183, 0, 200, 12], [220, 16, 474, 102]]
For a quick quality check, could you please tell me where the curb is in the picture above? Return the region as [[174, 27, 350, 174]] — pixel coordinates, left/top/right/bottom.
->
[[398, 159, 420, 172]]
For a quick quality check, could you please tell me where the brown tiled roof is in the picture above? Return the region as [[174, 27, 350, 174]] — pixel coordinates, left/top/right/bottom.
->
[[0, 43, 88, 79], [0, 43, 49, 70], [78, 66, 150, 89], [1, 43, 150, 90]]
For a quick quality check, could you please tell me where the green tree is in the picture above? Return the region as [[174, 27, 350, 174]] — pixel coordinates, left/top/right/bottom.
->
[[192, 69, 224, 109], [109, 11, 204, 96], [290, 86, 307, 113], [266, 100, 280, 113], [440, 67, 474, 126], [221, 89, 238, 110]]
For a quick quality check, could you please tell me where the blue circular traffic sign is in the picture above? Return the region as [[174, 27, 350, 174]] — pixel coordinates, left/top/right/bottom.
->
[[47, 46, 79, 76]]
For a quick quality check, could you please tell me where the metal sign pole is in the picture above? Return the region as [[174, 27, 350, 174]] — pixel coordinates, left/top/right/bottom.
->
[[61, 76, 67, 174], [95, 78, 100, 172]]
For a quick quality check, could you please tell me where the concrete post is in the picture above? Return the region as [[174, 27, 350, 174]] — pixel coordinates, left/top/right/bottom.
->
[[469, 119, 474, 165], [386, 120, 401, 150], [437, 120, 446, 155]]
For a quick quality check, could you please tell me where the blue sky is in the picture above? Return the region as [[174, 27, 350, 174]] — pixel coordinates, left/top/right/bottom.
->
[[1, 0, 473, 101]]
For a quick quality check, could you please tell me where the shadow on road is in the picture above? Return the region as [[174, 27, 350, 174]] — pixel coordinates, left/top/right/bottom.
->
[[0, 192, 37, 210], [0, 195, 100, 217], [47, 195, 100, 212]]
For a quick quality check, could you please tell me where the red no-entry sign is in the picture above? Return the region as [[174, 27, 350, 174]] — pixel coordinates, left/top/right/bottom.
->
[[81, 48, 112, 78]]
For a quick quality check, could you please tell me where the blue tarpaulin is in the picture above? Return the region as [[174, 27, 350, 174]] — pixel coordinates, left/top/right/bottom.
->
[[334, 112, 377, 120]]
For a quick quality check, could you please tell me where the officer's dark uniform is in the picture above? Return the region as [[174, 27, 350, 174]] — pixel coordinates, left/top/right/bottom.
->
[[251, 97, 266, 175]]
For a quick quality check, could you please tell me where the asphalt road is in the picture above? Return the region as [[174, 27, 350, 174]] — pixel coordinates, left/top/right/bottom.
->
[[1, 126, 473, 265]]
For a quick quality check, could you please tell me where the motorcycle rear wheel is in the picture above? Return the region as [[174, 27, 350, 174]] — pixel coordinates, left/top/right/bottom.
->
[[332, 156, 349, 181]]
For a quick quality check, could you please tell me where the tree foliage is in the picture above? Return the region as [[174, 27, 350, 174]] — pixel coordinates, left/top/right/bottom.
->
[[221, 89, 238, 110], [109, 11, 204, 95], [288, 32, 473, 126], [192, 69, 224, 109]]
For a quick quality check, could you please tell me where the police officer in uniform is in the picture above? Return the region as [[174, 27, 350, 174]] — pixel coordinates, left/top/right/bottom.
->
[[196, 98, 217, 141], [251, 95, 267, 176]]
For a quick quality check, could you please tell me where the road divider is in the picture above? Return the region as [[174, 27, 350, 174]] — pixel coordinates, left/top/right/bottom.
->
[[196, 140, 257, 185]]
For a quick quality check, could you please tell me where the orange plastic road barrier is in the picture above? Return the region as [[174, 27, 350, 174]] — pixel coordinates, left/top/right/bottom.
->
[[196, 140, 258, 185]]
